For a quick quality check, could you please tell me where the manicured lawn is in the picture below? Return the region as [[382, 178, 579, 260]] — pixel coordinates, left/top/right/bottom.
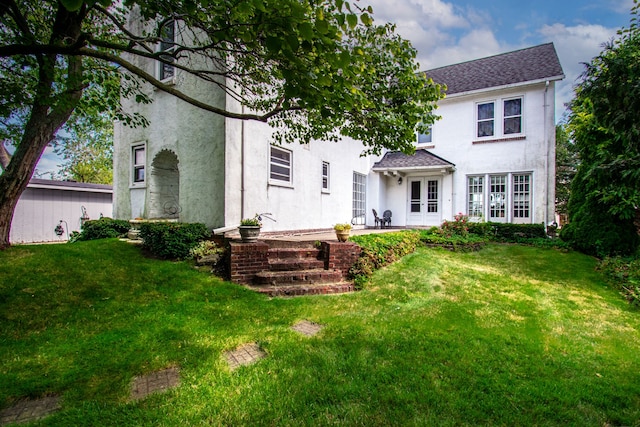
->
[[1, 240, 640, 426]]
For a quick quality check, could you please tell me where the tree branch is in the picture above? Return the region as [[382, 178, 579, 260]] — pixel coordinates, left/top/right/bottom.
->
[[76, 46, 290, 122]]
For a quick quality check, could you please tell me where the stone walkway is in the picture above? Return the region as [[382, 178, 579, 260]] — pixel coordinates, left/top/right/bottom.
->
[[224, 342, 267, 371], [129, 366, 181, 401], [291, 320, 324, 336], [0, 395, 61, 426], [1, 320, 326, 424]]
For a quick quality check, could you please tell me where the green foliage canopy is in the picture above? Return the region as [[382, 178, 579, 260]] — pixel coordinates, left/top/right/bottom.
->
[[0, 0, 443, 248]]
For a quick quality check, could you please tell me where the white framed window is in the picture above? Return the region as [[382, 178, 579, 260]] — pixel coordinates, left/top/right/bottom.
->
[[427, 179, 438, 213], [477, 102, 495, 138], [269, 146, 292, 185], [132, 144, 146, 185], [352, 172, 366, 225], [467, 173, 533, 223], [417, 124, 433, 145], [512, 174, 531, 221], [158, 19, 176, 81], [489, 175, 507, 221], [322, 161, 330, 192], [503, 97, 523, 135], [476, 96, 524, 139], [468, 176, 484, 218]]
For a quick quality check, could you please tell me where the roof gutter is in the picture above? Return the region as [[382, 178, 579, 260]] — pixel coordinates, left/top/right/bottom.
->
[[442, 75, 565, 100]]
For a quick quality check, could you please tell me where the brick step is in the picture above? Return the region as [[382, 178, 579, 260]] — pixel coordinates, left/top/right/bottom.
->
[[250, 282, 356, 297], [254, 268, 343, 286], [267, 247, 323, 259], [269, 258, 326, 271]]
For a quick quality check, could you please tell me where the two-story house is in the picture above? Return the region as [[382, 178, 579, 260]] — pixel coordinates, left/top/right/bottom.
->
[[113, 43, 564, 232]]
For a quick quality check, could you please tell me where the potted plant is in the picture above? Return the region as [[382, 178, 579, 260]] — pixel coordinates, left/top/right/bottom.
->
[[239, 216, 261, 243], [334, 223, 352, 242]]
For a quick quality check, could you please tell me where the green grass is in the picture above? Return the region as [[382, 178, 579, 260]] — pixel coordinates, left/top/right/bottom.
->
[[2, 240, 640, 426]]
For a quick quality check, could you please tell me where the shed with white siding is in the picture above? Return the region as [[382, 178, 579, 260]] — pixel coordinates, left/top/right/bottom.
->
[[10, 179, 113, 244]]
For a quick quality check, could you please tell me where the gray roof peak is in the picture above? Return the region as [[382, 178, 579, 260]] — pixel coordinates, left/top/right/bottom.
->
[[425, 43, 564, 95]]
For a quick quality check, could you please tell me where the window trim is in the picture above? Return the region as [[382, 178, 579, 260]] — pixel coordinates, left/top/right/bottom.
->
[[466, 172, 533, 223], [157, 19, 176, 83], [131, 143, 146, 187], [322, 161, 330, 193], [269, 145, 293, 187], [416, 124, 433, 145], [352, 172, 366, 225], [475, 96, 525, 141]]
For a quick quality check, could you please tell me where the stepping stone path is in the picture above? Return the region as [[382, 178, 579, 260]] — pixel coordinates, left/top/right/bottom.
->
[[225, 342, 266, 370], [0, 395, 61, 426], [129, 366, 181, 401], [291, 320, 323, 337]]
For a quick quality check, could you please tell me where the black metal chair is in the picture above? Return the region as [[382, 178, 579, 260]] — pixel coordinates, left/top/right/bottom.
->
[[382, 210, 392, 228], [372, 209, 382, 228]]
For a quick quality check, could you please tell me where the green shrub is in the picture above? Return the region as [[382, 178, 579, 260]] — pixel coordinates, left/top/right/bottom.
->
[[467, 221, 493, 238], [598, 256, 640, 306], [75, 218, 131, 241], [490, 223, 546, 240], [349, 231, 421, 287], [139, 222, 210, 259], [441, 213, 469, 237], [419, 231, 487, 252]]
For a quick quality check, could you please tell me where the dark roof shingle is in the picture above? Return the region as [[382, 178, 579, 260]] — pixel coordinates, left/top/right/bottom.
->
[[372, 149, 454, 170], [425, 43, 564, 95]]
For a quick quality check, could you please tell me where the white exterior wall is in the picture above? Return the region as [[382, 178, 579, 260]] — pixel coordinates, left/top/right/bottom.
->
[[225, 114, 378, 232], [10, 183, 113, 244], [426, 81, 556, 225]]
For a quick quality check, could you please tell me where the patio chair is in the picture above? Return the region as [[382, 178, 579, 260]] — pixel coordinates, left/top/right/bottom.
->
[[382, 210, 392, 228], [372, 209, 382, 228]]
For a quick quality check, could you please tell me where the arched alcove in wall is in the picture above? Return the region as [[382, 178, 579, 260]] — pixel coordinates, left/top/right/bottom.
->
[[148, 150, 180, 219]]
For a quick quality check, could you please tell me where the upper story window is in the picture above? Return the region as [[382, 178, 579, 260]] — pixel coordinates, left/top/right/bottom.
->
[[503, 98, 522, 134], [132, 144, 146, 185], [476, 96, 524, 139], [158, 20, 175, 81], [270, 146, 292, 185], [322, 161, 330, 192], [477, 102, 495, 137], [417, 124, 433, 145]]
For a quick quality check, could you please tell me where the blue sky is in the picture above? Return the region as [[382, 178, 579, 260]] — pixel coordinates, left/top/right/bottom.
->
[[33, 0, 635, 177]]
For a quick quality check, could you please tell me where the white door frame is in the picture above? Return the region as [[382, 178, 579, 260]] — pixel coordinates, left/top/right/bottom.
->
[[406, 176, 442, 227]]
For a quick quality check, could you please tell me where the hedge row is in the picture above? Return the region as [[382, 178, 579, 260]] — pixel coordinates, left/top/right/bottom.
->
[[74, 218, 131, 241], [139, 222, 210, 259]]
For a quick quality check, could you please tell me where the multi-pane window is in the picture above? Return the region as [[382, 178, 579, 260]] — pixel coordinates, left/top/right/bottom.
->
[[158, 20, 175, 81], [132, 144, 146, 184], [513, 174, 531, 218], [468, 176, 484, 218], [352, 172, 366, 224], [427, 180, 438, 213], [477, 102, 495, 137], [270, 146, 292, 184], [477, 97, 524, 138], [489, 175, 507, 219], [322, 161, 330, 191], [504, 98, 522, 134]]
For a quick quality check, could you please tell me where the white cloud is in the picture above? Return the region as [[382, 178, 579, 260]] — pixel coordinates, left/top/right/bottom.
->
[[538, 23, 619, 117]]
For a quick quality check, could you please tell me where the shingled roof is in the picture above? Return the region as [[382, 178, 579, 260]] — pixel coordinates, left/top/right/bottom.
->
[[372, 149, 454, 171], [425, 43, 564, 95]]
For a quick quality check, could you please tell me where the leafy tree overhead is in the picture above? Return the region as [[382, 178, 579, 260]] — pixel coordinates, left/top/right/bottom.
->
[[561, 1, 640, 256], [0, 0, 444, 249]]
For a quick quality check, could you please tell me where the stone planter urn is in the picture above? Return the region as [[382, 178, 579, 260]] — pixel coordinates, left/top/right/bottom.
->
[[333, 223, 352, 242], [239, 225, 261, 243]]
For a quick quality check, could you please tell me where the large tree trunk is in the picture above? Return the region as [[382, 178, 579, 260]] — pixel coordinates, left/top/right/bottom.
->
[[0, 5, 85, 249]]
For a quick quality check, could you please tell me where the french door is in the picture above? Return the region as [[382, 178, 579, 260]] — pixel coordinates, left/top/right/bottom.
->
[[407, 177, 441, 226]]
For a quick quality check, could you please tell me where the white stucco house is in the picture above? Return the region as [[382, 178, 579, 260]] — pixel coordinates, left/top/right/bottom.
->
[[113, 42, 564, 233]]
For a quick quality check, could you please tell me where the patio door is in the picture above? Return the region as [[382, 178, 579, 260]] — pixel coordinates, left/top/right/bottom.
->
[[407, 177, 441, 226]]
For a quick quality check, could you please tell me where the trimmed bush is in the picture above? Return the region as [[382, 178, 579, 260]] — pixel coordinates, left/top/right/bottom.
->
[[139, 222, 210, 259], [75, 218, 131, 241], [489, 223, 546, 240]]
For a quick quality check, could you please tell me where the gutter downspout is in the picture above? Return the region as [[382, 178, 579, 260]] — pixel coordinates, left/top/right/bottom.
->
[[543, 80, 550, 228], [241, 105, 246, 221]]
